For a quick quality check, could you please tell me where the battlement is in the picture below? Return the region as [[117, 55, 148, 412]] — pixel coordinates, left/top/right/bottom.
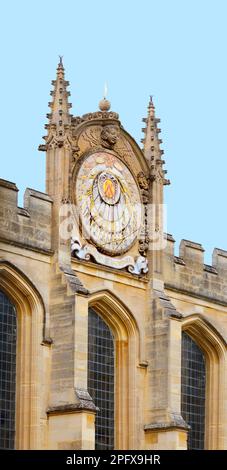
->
[[164, 234, 227, 305], [0, 178, 53, 254]]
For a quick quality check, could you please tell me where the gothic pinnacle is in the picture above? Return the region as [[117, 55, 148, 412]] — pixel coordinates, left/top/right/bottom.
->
[[141, 96, 170, 185], [48, 57, 71, 128], [39, 58, 72, 151], [141, 95, 156, 160]]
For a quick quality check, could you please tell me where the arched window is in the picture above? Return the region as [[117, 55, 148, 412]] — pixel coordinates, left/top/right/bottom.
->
[[0, 290, 17, 450], [87, 307, 114, 450], [181, 331, 206, 450]]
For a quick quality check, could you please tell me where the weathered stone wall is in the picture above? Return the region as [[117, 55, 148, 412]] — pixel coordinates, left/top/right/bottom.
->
[[0, 179, 53, 253], [1, 178, 227, 449], [164, 234, 227, 306]]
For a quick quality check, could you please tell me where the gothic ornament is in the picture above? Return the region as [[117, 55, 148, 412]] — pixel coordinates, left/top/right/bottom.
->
[[71, 238, 148, 275], [75, 151, 142, 256], [137, 171, 149, 190], [137, 171, 150, 256], [100, 125, 119, 149]]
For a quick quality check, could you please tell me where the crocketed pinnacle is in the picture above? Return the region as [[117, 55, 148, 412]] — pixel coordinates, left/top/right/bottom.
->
[[141, 96, 169, 185], [46, 57, 72, 131]]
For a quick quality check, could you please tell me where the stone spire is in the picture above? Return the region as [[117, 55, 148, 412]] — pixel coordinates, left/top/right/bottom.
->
[[38, 57, 75, 206], [141, 96, 170, 185], [48, 56, 71, 128], [39, 57, 72, 150]]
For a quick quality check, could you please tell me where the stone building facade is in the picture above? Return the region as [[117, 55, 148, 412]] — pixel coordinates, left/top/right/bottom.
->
[[0, 59, 226, 450]]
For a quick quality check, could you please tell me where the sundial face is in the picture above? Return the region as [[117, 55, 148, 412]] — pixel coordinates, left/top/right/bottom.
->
[[76, 151, 142, 256]]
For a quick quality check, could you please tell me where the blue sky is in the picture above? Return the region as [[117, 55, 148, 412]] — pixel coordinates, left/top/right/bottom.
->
[[1, 0, 226, 263]]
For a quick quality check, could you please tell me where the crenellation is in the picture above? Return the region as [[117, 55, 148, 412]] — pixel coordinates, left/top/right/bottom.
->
[[0, 179, 53, 253], [179, 239, 205, 268], [0, 178, 18, 192], [165, 233, 175, 257], [164, 234, 227, 304], [0, 178, 19, 206], [213, 248, 227, 273]]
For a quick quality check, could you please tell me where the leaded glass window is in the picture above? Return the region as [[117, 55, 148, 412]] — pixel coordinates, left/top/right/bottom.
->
[[181, 331, 206, 450], [88, 308, 114, 450], [0, 290, 17, 450]]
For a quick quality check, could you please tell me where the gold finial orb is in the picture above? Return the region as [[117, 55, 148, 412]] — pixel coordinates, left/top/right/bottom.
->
[[99, 97, 111, 112]]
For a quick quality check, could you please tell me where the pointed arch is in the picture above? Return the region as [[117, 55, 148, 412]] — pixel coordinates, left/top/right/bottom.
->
[[182, 314, 227, 449], [88, 290, 141, 450], [74, 289, 143, 450], [0, 260, 47, 449], [0, 260, 48, 338], [182, 314, 226, 357], [88, 289, 140, 346]]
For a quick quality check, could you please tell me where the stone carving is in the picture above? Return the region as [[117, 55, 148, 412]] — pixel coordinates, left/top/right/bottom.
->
[[150, 160, 170, 186], [137, 171, 149, 190], [138, 236, 150, 257], [114, 136, 141, 173], [81, 111, 119, 121], [128, 256, 149, 275], [137, 172, 150, 256], [72, 145, 80, 162], [100, 125, 119, 149], [71, 238, 148, 275], [77, 126, 101, 150], [75, 124, 141, 176]]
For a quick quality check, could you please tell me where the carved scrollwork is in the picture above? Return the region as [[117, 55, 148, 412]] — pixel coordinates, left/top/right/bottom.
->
[[128, 256, 148, 275], [82, 111, 119, 121], [71, 238, 148, 275]]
